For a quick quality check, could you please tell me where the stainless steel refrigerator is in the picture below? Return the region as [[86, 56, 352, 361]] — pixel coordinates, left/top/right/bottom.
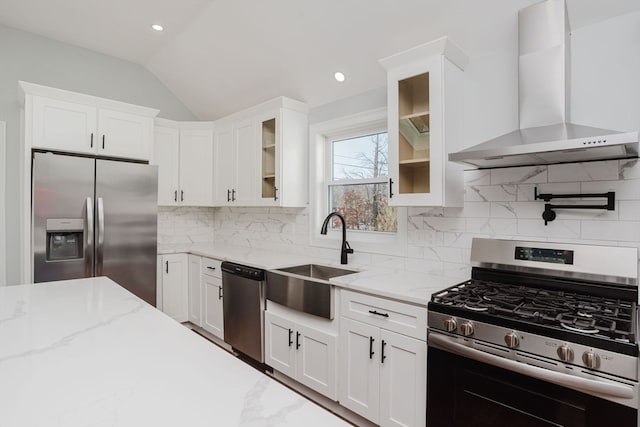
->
[[32, 152, 158, 306]]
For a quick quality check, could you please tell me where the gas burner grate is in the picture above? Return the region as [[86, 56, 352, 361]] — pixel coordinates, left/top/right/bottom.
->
[[432, 279, 637, 343]]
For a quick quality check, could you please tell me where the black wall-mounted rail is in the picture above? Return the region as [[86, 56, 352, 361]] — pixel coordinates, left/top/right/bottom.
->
[[534, 188, 615, 225]]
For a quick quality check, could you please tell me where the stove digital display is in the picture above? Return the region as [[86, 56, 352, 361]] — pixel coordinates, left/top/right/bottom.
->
[[515, 246, 574, 265]]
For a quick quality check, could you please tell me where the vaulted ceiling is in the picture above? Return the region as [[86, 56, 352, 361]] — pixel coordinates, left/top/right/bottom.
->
[[1, 0, 639, 119]]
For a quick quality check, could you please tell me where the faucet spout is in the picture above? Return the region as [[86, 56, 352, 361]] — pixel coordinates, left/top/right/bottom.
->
[[320, 212, 354, 265]]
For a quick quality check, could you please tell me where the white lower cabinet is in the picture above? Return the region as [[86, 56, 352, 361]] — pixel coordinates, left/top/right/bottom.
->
[[160, 253, 189, 322], [339, 291, 427, 427], [201, 257, 224, 340], [265, 311, 338, 400], [188, 255, 202, 326]]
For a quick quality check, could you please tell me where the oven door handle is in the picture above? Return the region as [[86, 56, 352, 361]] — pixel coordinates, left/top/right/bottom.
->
[[429, 333, 635, 399]]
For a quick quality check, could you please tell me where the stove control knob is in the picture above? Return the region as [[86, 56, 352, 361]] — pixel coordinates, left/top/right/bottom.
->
[[504, 332, 519, 348], [460, 321, 474, 337], [582, 351, 600, 369], [443, 318, 457, 333], [557, 344, 574, 362]]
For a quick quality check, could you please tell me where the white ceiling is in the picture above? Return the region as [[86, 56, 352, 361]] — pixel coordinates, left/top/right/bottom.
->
[[1, 0, 639, 119]]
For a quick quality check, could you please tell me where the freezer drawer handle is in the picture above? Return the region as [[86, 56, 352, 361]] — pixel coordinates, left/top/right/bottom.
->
[[369, 336, 375, 359], [369, 310, 389, 318]]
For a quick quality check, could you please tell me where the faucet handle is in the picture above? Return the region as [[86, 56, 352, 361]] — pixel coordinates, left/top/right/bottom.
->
[[344, 241, 354, 254]]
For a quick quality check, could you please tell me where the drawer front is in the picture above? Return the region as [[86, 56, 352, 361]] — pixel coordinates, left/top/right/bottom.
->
[[201, 257, 222, 278], [340, 290, 426, 341]]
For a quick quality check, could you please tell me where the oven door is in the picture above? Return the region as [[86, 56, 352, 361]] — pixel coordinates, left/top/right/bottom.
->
[[427, 333, 638, 427]]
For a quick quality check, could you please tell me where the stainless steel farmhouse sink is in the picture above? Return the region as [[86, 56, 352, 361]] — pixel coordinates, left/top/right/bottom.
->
[[266, 264, 358, 319]]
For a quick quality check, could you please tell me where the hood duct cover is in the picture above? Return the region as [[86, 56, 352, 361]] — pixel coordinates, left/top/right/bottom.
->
[[449, 0, 639, 168]]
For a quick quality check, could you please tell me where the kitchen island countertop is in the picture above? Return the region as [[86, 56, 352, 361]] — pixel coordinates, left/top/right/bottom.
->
[[0, 277, 350, 427]]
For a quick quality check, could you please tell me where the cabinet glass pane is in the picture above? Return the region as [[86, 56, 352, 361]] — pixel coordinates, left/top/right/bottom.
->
[[261, 118, 276, 198], [398, 72, 430, 194]]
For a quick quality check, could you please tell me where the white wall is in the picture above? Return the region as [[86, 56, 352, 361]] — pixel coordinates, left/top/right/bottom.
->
[[0, 23, 196, 285], [0, 121, 5, 286], [206, 11, 640, 281]]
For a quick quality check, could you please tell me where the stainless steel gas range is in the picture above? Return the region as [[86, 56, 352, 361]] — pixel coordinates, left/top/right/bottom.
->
[[427, 238, 639, 427]]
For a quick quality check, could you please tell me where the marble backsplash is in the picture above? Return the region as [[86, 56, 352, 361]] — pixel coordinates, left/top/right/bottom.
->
[[159, 159, 640, 278]]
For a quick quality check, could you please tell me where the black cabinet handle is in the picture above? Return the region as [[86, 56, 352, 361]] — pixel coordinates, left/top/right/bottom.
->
[[274, 187, 278, 201], [90, 133, 94, 148], [369, 336, 375, 359], [206, 266, 216, 270], [180, 190, 184, 202], [174, 190, 177, 202], [227, 189, 231, 202], [296, 331, 301, 349], [165, 260, 168, 273], [218, 286, 223, 300], [288, 329, 293, 347], [381, 340, 387, 363], [389, 178, 394, 198], [369, 310, 389, 318], [232, 189, 236, 202], [102, 135, 105, 149]]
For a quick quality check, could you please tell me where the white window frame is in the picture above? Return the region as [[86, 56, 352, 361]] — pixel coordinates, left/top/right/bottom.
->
[[309, 108, 407, 256]]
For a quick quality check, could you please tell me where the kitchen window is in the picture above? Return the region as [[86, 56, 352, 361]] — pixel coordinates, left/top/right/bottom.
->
[[310, 108, 406, 255], [327, 131, 397, 233]]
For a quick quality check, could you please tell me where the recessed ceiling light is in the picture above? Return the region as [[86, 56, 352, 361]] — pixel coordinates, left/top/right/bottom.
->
[[334, 72, 346, 82], [151, 24, 164, 32]]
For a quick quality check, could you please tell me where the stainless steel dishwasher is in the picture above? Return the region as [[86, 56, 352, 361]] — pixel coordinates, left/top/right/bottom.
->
[[221, 261, 266, 363]]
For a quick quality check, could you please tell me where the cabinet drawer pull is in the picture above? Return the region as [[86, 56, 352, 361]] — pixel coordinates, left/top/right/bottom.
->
[[389, 178, 394, 198], [274, 187, 278, 201], [369, 336, 375, 359], [218, 286, 223, 300], [165, 260, 168, 273], [102, 135, 105, 149], [227, 189, 231, 202], [174, 190, 177, 202], [232, 189, 236, 202], [369, 310, 389, 318], [206, 266, 216, 270], [288, 329, 293, 347], [381, 340, 387, 363], [296, 331, 301, 349], [180, 190, 184, 202], [90, 133, 94, 148]]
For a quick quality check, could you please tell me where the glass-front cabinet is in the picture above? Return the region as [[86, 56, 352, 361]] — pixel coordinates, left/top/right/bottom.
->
[[260, 116, 278, 201], [380, 37, 467, 207]]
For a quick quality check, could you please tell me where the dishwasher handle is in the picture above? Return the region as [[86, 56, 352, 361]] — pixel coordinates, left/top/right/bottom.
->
[[221, 261, 265, 281]]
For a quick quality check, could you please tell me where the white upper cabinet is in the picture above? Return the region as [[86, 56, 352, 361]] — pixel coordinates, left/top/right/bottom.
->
[[153, 120, 214, 206], [21, 82, 158, 161], [213, 97, 308, 207], [97, 108, 152, 160], [379, 37, 467, 207]]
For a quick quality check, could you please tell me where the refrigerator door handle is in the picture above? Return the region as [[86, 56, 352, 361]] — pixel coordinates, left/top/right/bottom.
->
[[96, 197, 105, 276], [85, 197, 94, 277]]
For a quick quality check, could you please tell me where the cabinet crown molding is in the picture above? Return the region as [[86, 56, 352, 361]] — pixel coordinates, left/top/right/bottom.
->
[[379, 36, 468, 72], [18, 81, 160, 118]]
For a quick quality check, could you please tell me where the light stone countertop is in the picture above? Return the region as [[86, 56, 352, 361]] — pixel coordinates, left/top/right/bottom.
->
[[0, 277, 350, 427], [159, 243, 462, 306]]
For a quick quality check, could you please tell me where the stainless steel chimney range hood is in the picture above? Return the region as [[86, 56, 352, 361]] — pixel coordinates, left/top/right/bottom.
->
[[449, 0, 639, 169]]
